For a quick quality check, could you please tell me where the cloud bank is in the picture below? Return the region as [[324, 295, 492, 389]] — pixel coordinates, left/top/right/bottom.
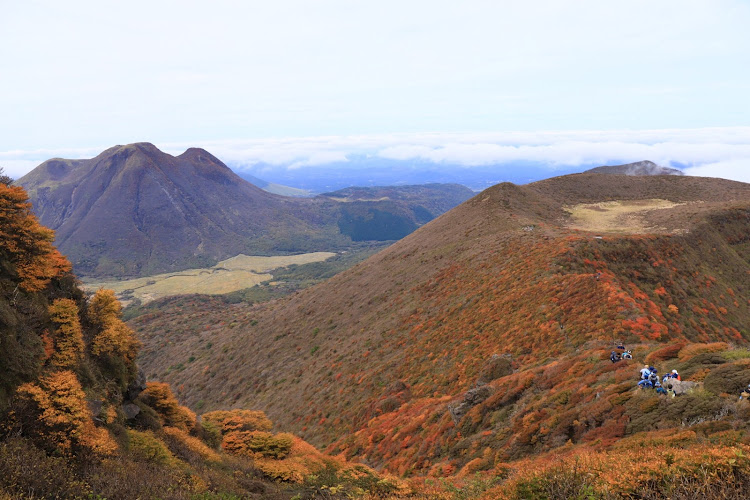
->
[[2, 127, 749, 185]]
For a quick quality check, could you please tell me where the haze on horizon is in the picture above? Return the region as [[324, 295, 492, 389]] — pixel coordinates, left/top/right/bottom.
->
[[1, 0, 749, 183]]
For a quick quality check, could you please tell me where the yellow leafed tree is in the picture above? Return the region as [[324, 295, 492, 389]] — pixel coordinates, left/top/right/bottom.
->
[[10, 370, 115, 455], [88, 289, 140, 385], [0, 183, 71, 292], [47, 298, 85, 370]]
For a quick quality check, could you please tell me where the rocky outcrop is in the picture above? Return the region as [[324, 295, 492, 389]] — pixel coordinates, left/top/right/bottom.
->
[[448, 386, 493, 423], [127, 369, 147, 401], [664, 379, 699, 395]]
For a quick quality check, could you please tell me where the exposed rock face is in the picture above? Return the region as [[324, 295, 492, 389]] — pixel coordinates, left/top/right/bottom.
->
[[127, 369, 147, 401], [448, 386, 493, 423], [586, 161, 684, 176], [87, 400, 103, 418]]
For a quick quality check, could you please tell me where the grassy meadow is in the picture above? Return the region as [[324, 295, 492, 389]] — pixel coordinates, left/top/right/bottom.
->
[[83, 252, 336, 305], [565, 198, 687, 233]]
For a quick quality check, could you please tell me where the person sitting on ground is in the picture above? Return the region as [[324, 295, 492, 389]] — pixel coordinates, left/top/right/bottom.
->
[[740, 384, 750, 401], [610, 351, 621, 363], [638, 377, 653, 389], [640, 365, 651, 380], [648, 371, 659, 387], [670, 369, 681, 381], [622, 350, 633, 359], [655, 381, 667, 395]]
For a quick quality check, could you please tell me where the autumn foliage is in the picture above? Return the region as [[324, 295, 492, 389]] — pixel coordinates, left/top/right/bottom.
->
[[202, 408, 273, 433], [8, 370, 115, 456], [138, 382, 196, 432], [88, 288, 141, 386], [47, 298, 85, 370], [0, 181, 398, 499], [0, 182, 70, 292]]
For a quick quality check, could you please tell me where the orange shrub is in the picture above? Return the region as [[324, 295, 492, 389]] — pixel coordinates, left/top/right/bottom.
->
[[678, 342, 729, 361], [222, 430, 294, 459], [0, 183, 71, 292], [202, 409, 273, 434], [644, 342, 686, 365], [138, 382, 196, 432], [162, 426, 221, 463], [11, 371, 89, 454], [89, 289, 140, 366]]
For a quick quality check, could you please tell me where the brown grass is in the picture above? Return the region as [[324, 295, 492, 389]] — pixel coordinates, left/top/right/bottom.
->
[[84, 252, 336, 304], [564, 199, 687, 234]]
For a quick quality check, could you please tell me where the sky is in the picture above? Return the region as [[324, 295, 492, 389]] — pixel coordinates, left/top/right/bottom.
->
[[1, 0, 749, 182]]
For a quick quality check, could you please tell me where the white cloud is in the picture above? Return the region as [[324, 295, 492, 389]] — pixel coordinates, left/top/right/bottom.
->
[[4, 127, 750, 184], [684, 160, 750, 183], [288, 151, 349, 170]]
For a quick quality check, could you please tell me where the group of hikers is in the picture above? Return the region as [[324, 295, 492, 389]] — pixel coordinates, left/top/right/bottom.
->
[[638, 364, 681, 395], [608, 341, 750, 401], [608, 343, 682, 396]]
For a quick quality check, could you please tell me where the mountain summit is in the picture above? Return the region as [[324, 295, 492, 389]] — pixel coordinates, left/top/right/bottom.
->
[[18, 143, 348, 277], [18, 143, 473, 278], [586, 160, 684, 176]]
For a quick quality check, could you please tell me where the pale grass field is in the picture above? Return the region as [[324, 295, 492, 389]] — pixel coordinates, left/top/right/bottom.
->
[[83, 252, 336, 304], [565, 199, 685, 234]]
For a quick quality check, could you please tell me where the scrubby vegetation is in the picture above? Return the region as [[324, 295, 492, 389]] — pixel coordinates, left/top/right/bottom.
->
[[0, 181, 403, 499], [128, 174, 750, 497]]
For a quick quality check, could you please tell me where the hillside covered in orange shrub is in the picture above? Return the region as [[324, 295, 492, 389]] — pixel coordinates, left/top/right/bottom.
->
[[0, 176, 402, 499], [131, 173, 750, 496]]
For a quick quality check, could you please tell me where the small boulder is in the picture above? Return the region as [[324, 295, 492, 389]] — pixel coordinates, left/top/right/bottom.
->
[[448, 386, 493, 423], [665, 379, 699, 396], [122, 402, 141, 420]]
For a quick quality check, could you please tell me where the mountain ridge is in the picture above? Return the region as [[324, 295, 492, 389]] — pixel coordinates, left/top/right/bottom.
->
[[19, 143, 472, 278], [131, 172, 750, 477]]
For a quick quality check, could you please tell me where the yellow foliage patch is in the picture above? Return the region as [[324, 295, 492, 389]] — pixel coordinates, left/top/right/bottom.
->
[[139, 382, 196, 432], [48, 298, 85, 370], [202, 409, 273, 433], [162, 426, 221, 463]]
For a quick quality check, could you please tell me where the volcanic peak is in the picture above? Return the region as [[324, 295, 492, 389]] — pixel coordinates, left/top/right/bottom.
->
[[586, 160, 684, 176]]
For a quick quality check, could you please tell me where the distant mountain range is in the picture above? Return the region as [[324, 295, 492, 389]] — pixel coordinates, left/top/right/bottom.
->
[[233, 157, 687, 192], [18, 143, 473, 278]]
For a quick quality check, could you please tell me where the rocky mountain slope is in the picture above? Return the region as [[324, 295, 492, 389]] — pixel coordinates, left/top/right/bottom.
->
[[586, 160, 684, 176], [19, 143, 470, 278], [131, 172, 750, 484]]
